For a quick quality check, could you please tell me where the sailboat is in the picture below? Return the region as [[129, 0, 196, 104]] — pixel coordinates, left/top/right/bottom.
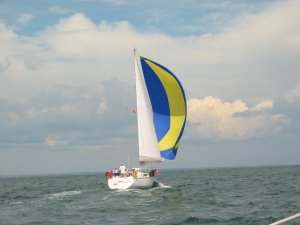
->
[[105, 49, 187, 189]]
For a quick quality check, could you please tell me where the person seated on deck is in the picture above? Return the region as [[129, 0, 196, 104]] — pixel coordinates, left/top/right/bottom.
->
[[113, 168, 119, 176], [119, 163, 127, 177]]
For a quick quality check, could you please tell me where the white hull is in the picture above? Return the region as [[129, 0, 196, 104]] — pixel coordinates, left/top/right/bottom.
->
[[108, 175, 156, 190]]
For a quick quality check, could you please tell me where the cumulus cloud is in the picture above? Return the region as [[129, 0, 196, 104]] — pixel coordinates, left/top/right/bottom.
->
[[37, 13, 148, 64], [187, 96, 288, 141]]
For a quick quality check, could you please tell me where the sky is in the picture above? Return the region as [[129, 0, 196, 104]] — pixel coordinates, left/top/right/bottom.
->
[[1, 0, 300, 175]]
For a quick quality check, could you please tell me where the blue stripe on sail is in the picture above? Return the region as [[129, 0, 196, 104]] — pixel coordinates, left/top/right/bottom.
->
[[141, 58, 170, 142], [160, 147, 178, 160]]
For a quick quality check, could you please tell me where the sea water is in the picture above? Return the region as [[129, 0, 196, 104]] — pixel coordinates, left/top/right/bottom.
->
[[0, 166, 299, 225]]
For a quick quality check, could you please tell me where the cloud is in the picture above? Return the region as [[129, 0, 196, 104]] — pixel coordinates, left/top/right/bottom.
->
[[98, 0, 126, 6], [286, 83, 300, 104], [38, 13, 140, 62], [187, 96, 289, 141], [0, 1, 300, 152], [17, 13, 34, 25], [173, 0, 300, 103], [49, 6, 75, 14], [97, 98, 108, 114], [45, 136, 68, 147], [0, 58, 10, 73], [250, 100, 273, 112], [7, 111, 21, 124], [0, 78, 136, 150]]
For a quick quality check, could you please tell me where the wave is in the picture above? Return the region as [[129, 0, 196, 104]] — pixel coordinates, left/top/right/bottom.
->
[[10, 200, 23, 205], [102, 194, 111, 200], [47, 190, 81, 200]]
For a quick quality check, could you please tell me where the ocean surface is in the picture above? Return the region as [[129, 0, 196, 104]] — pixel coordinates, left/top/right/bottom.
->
[[0, 166, 300, 225]]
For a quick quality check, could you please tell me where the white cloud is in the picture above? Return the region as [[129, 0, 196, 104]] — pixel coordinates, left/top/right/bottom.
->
[[45, 136, 68, 147], [49, 6, 75, 14], [59, 104, 72, 112], [17, 13, 34, 25], [99, 0, 126, 6], [250, 100, 273, 112], [97, 98, 108, 114], [187, 96, 288, 141], [25, 107, 38, 119], [38, 13, 140, 62], [2, 0, 298, 99], [54, 13, 97, 32], [0, 58, 11, 73], [286, 83, 300, 104]]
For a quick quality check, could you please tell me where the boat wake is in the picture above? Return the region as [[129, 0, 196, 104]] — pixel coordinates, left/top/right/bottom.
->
[[48, 190, 81, 200], [154, 181, 171, 189]]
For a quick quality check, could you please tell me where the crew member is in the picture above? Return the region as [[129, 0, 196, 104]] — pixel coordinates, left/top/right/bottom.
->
[[119, 163, 126, 177]]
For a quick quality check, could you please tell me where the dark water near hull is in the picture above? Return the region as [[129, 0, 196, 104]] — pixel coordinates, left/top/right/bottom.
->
[[1, 166, 300, 225]]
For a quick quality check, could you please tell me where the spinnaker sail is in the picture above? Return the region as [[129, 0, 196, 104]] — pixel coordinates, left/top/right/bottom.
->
[[135, 51, 187, 163]]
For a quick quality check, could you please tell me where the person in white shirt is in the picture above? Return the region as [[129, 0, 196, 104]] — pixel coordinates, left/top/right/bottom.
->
[[119, 163, 126, 177]]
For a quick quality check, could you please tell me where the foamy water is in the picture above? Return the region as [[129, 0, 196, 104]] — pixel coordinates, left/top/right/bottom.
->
[[48, 190, 82, 199]]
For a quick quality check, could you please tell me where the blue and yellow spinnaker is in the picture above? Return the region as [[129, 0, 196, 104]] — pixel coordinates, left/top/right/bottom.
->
[[140, 57, 186, 160]]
